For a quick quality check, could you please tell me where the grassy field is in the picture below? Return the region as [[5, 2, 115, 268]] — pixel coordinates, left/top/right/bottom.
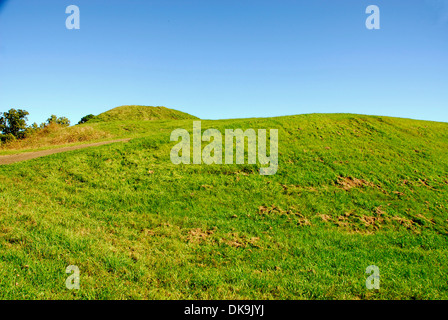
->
[[1, 107, 448, 299]]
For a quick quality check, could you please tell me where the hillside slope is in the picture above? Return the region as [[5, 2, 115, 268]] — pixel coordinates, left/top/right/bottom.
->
[[0, 113, 447, 299]]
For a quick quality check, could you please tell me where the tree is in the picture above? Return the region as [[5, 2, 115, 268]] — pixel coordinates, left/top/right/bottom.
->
[[0, 108, 29, 139], [46, 115, 70, 127], [46, 114, 58, 125], [77, 114, 95, 124]]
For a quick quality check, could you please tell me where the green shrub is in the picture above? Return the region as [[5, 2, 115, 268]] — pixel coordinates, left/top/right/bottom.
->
[[46, 115, 70, 127], [0, 133, 17, 143], [77, 114, 96, 124]]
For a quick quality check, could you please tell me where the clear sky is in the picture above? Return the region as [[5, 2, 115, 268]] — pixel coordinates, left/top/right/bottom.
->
[[0, 0, 447, 125]]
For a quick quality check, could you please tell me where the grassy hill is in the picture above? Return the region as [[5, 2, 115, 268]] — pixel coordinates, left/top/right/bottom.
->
[[90, 105, 199, 122], [0, 112, 448, 299], [0, 106, 197, 154]]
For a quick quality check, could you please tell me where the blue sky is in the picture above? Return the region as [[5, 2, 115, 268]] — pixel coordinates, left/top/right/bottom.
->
[[0, 0, 447, 125]]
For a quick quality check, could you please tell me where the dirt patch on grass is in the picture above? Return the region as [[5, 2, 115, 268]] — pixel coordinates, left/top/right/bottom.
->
[[280, 184, 319, 194], [391, 217, 414, 228], [222, 232, 260, 248], [359, 215, 384, 228], [187, 228, 216, 244], [258, 205, 311, 226], [336, 176, 375, 191], [316, 205, 426, 234], [318, 214, 331, 222]]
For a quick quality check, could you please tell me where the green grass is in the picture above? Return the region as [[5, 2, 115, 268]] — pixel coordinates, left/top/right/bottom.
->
[[1, 112, 448, 299]]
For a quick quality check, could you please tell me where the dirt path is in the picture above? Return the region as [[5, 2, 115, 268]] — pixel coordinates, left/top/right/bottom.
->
[[0, 139, 131, 165]]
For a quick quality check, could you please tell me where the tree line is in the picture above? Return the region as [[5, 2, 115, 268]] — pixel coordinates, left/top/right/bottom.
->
[[0, 108, 94, 143]]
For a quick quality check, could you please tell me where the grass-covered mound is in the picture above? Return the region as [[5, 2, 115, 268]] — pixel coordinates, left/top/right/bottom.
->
[[91, 105, 199, 122], [0, 113, 447, 299]]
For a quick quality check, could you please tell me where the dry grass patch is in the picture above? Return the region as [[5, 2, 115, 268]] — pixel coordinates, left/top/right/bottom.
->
[[1, 124, 112, 151], [258, 205, 311, 226], [187, 228, 216, 244], [336, 176, 375, 191], [221, 232, 261, 248]]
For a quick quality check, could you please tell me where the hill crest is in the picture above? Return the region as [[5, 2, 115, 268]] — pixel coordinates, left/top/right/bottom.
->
[[91, 105, 198, 122]]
